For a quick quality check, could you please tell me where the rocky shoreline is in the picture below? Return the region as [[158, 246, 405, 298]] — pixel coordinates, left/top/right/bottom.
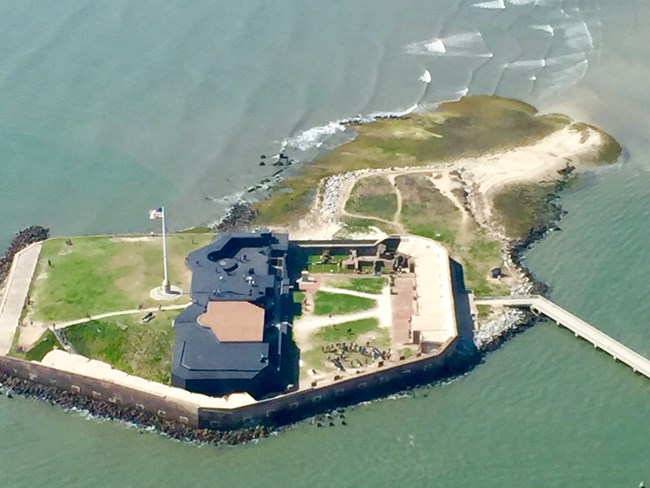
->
[[0, 225, 49, 289], [0, 373, 275, 446], [474, 166, 579, 351]]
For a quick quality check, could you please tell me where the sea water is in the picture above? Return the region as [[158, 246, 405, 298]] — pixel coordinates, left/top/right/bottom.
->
[[1, 0, 649, 486]]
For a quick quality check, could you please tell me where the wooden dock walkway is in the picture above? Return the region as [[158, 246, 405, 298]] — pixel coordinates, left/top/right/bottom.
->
[[474, 295, 650, 380]]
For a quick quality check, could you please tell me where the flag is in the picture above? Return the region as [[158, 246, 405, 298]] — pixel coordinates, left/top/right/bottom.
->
[[149, 208, 163, 220]]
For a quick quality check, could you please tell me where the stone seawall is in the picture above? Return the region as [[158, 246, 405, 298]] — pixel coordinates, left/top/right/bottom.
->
[[0, 337, 478, 441], [199, 336, 471, 430]]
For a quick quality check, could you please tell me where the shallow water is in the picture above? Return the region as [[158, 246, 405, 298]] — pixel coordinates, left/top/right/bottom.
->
[[1, 0, 649, 486]]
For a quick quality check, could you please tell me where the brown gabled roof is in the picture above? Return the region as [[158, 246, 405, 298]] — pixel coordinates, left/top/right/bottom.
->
[[197, 301, 265, 342]]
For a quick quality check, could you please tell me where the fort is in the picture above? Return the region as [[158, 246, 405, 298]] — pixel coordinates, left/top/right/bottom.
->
[[0, 96, 632, 443]]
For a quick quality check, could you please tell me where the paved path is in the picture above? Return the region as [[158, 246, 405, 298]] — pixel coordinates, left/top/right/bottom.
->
[[0, 242, 42, 355], [53, 303, 191, 330], [476, 295, 650, 380]]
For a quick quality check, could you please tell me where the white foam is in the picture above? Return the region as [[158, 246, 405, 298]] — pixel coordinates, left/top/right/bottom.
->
[[284, 120, 346, 151], [405, 32, 492, 58], [506, 59, 546, 69], [453, 87, 470, 99], [507, 0, 537, 5], [283, 105, 419, 152], [560, 22, 594, 51], [419, 69, 432, 84], [531, 24, 554, 36], [424, 38, 446, 54], [473, 0, 505, 9]]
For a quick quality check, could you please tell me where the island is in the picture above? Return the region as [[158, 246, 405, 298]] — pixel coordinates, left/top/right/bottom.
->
[[0, 95, 623, 445]]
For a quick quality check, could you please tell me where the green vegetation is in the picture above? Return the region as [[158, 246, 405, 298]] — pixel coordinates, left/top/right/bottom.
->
[[306, 254, 354, 274], [396, 174, 463, 244], [25, 330, 60, 361], [9, 329, 61, 361], [293, 290, 305, 318], [345, 175, 397, 221], [476, 304, 492, 320], [254, 95, 572, 225], [336, 217, 398, 238], [571, 122, 622, 165], [313, 291, 376, 316], [315, 318, 382, 343], [458, 233, 504, 296], [301, 318, 389, 373], [492, 182, 557, 239], [330, 277, 385, 295], [176, 226, 214, 234], [63, 311, 179, 384], [26, 234, 211, 323]]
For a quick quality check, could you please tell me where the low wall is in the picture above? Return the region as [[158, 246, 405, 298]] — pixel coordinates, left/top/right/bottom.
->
[[0, 337, 477, 434], [199, 336, 467, 430], [0, 356, 199, 426]]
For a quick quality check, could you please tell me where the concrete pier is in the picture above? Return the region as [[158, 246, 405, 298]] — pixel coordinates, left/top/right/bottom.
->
[[475, 295, 650, 379]]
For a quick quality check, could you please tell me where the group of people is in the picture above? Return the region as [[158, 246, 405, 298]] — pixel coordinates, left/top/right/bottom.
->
[[321, 341, 391, 372]]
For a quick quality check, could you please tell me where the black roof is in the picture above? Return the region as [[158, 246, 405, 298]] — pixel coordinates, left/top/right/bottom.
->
[[172, 230, 289, 387]]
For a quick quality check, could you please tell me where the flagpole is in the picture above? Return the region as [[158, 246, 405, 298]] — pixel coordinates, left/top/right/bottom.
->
[[161, 206, 170, 293]]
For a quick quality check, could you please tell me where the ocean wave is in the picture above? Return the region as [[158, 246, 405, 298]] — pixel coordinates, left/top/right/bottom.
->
[[560, 21, 594, 51], [283, 120, 346, 151], [424, 38, 445, 54], [419, 69, 432, 83], [282, 105, 418, 152], [473, 0, 505, 9], [531, 24, 554, 36], [405, 32, 493, 58]]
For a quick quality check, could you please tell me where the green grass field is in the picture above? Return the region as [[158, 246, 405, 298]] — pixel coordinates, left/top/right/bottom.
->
[[315, 317, 382, 343], [63, 310, 179, 384], [329, 277, 385, 295], [396, 174, 463, 245], [26, 233, 212, 323], [300, 318, 389, 374], [313, 291, 376, 316], [345, 175, 397, 221], [306, 254, 354, 274]]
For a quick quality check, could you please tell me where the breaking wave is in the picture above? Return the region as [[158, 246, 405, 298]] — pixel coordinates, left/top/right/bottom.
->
[[473, 0, 506, 9], [404, 32, 493, 58], [283, 105, 418, 152]]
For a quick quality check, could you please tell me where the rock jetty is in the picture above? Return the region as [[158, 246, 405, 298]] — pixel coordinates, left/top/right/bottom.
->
[[0, 373, 274, 446], [0, 225, 49, 287]]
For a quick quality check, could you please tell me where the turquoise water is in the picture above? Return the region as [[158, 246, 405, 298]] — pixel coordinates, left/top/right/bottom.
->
[[1, 0, 649, 486]]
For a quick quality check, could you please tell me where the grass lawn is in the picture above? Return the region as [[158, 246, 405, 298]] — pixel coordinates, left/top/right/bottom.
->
[[315, 317, 382, 343], [306, 254, 354, 274], [9, 329, 61, 362], [300, 318, 390, 374], [396, 174, 463, 245], [313, 291, 376, 316], [63, 310, 179, 384], [26, 233, 212, 323], [345, 175, 397, 221], [329, 277, 385, 295]]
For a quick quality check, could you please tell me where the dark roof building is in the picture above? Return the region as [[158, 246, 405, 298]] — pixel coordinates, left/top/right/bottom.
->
[[171, 230, 297, 399]]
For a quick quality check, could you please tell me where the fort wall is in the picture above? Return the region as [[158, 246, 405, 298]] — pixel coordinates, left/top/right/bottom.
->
[[0, 336, 467, 433]]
